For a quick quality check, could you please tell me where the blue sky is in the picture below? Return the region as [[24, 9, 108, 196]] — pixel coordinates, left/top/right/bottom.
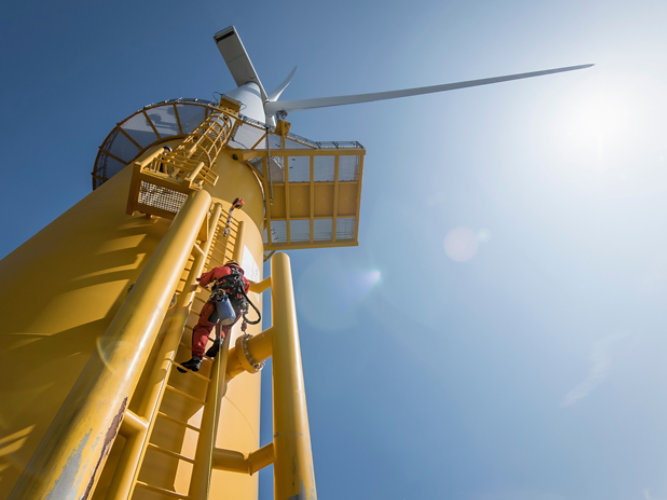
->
[[2, 1, 667, 499]]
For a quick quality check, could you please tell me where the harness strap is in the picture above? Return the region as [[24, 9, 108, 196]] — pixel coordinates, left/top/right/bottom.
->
[[209, 268, 261, 325]]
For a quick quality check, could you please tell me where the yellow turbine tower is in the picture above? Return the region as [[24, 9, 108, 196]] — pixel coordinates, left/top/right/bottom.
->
[[0, 26, 590, 500], [1, 27, 364, 500]]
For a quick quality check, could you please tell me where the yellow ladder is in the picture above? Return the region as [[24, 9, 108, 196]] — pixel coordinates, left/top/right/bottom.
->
[[100, 205, 316, 499], [10, 179, 317, 500], [123, 210, 243, 499], [151, 109, 235, 188], [126, 108, 237, 220]]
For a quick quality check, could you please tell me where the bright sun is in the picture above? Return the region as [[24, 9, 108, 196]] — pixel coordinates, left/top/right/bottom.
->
[[556, 76, 640, 174]]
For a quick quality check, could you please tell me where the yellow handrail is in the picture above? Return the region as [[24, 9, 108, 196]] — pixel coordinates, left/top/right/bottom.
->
[[8, 189, 211, 500], [152, 111, 233, 188]]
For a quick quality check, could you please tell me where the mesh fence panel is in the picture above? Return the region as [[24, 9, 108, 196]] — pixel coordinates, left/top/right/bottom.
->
[[139, 181, 188, 214]]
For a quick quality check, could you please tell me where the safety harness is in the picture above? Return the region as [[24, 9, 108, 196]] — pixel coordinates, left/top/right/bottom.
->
[[207, 197, 261, 332], [210, 266, 261, 329]]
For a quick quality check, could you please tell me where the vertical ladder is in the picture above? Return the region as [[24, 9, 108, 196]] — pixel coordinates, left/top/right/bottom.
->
[[127, 212, 239, 499], [10, 193, 318, 499], [105, 240, 318, 499]]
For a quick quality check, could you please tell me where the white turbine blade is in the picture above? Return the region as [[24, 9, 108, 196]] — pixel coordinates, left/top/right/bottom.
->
[[265, 64, 593, 115], [267, 66, 298, 102], [214, 26, 267, 100]]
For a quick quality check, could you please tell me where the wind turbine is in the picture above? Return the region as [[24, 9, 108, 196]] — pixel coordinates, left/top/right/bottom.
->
[[213, 26, 592, 126], [1, 25, 591, 500]]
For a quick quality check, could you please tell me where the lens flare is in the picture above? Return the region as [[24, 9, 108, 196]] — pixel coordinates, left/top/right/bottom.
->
[[359, 269, 382, 290], [477, 228, 491, 243], [443, 227, 478, 262], [296, 255, 382, 331]]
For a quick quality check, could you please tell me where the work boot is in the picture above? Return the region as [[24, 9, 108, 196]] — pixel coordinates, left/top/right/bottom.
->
[[206, 338, 223, 358], [177, 355, 203, 373]]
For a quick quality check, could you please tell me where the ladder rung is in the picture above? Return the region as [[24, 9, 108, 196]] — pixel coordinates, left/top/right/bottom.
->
[[147, 442, 195, 463], [157, 411, 201, 432], [166, 384, 206, 403], [135, 480, 187, 499], [175, 366, 211, 382]]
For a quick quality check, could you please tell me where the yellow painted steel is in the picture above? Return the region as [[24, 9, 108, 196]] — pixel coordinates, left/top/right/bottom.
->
[[0, 163, 171, 497], [212, 442, 274, 475], [1, 96, 325, 499], [105, 201, 224, 500], [250, 276, 273, 294], [148, 108, 235, 188], [226, 327, 274, 379], [213, 252, 317, 499], [120, 410, 149, 436], [8, 188, 211, 499], [247, 443, 275, 475], [188, 331, 233, 499], [188, 220, 244, 499], [271, 253, 318, 500], [225, 115, 365, 251], [126, 149, 266, 499], [233, 220, 245, 262], [191, 153, 263, 500], [261, 148, 364, 251]]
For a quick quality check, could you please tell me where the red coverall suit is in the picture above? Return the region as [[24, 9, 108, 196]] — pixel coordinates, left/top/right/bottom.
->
[[191, 263, 250, 357]]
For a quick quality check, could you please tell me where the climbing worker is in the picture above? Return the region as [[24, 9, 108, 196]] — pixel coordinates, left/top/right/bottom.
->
[[178, 260, 253, 372]]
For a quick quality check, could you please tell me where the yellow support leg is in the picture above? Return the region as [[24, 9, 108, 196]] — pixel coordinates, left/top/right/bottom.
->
[[271, 253, 317, 500]]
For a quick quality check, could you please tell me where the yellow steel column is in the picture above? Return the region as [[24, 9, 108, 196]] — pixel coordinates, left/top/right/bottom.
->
[[8, 189, 211, 500], [271, 252, 317, 500]]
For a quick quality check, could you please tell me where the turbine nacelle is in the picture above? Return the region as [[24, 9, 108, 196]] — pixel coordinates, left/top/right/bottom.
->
[[214, 26, 296, 125], [214, 26, 593, 127]]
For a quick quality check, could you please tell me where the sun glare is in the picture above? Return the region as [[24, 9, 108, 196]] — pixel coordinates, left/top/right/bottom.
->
[[557, 81, 638, 173], [296, 257, 382, 331], [361, 269, 382, 288]]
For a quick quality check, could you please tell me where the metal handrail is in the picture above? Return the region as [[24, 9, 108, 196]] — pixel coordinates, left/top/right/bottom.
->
[[8, 190, 212, 500]]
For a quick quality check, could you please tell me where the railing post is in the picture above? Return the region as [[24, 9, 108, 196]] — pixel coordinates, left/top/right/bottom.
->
[[8, 189, 211, 500], [271, 252, 317, 500]]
